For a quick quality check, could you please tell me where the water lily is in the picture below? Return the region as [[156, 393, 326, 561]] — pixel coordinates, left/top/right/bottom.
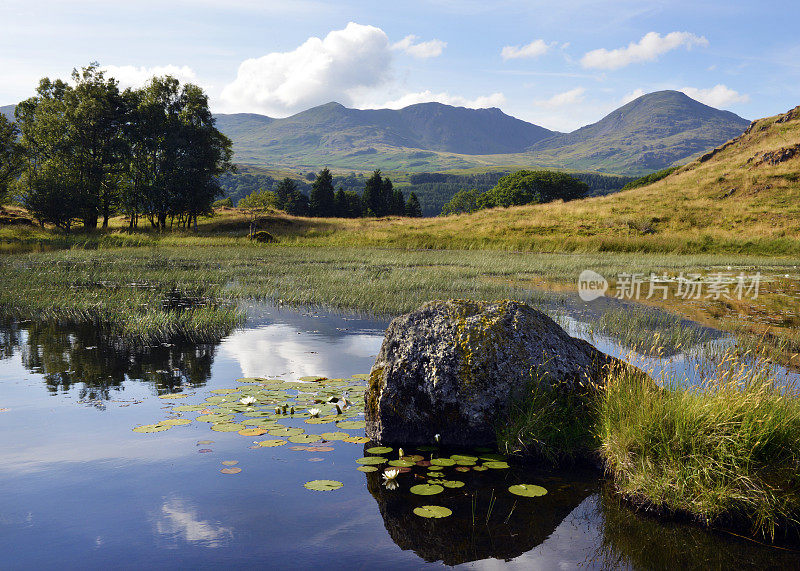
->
[[383, 467, 401, 490], [239, 396, 257, 406], [434, 434, 440, 444], [398, 448, 405, 459], [308, 408, 321, 417]]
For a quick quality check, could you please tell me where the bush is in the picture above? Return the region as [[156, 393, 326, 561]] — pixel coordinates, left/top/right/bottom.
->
[[479, 170, 589, 209]]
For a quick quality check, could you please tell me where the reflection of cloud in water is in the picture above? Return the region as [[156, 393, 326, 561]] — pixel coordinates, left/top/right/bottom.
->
[[220, 324, 383, 379], [154, 496, 233, 548]]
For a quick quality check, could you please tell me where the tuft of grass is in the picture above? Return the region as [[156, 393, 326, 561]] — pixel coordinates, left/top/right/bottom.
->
[[497, 368, 601, 464], [597, 350, 800, 539]]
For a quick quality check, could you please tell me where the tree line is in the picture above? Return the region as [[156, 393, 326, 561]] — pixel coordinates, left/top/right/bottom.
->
[[0, 63, 233, 231], [238, 168, 422, 218]]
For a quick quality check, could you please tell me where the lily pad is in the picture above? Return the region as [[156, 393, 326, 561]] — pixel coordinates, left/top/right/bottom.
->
[[401, 454, 424, 463], [158, 393, 188, 399], [210, 422, 246, 432], [197, 440, 214, 445], [132, 423, 170, 433], [299, 376, 328, 382], [483, 461, 510, 469], [220, 467, 241, 474], [288, 434, 321, 444], [303, 479, 343, 491], [508, 484, 548, 497], [366, 446, 393, 454], [257, 439, 287, 447], [343, 436, 370, 444], [268, 427, 304, 437], [221, 460, 239, 466], [388, 459, 416, 467], [196, 414, 234, 423], [410, 484, 444, 496], [159, 418, 192, 426], [356, 466, 379, 473], [413, 505, 452, 519], [430, 458, 456, 467], [320, 432, 350, 441], [440, 480, 465, 489], [472, 465, 488, 472], [356, 456, 387, 465], [238, 428, 267, 436], [336, 420, 366, 430], [210, 388, 239, 394], [451, 454, 478, 462]]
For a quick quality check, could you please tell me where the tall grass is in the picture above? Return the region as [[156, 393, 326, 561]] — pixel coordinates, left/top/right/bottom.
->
[[597, 350, 800, 539]]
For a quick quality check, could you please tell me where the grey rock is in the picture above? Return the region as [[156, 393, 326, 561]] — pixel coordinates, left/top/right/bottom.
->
[[365, 299, 619, 446]]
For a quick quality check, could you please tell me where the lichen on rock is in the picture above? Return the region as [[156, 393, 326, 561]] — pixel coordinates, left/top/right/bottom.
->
[[365, 299, 619, 447]]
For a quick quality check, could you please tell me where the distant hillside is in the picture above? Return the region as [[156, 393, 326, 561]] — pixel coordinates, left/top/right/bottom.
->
[[215, 101, 555, 167], [528, 90, 750, 173], [1, 105, 15, 122], [213, 92, 749, 175]]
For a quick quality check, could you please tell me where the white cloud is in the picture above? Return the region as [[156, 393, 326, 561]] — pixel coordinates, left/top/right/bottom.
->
[[501, 39, 553, 60], [680, 84, 749, 108], [581, 32, 708, 70], [392, 35, 446, 58], [101, 64, 199, 89], [534, 87, 586, 107], [220, 22, 392, 116], [370, 90, 506, 110], [621, 88, 645, 104]]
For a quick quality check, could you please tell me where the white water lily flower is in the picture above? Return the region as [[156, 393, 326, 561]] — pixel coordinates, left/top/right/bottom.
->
[[239, 396, 257, 406], [383, 467, 401, 481], [434, 434, 440, 444], [308, 408, 321, 417]]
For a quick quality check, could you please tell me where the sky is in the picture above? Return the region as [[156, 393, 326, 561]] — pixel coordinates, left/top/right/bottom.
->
[[2, 0, 799, 132]]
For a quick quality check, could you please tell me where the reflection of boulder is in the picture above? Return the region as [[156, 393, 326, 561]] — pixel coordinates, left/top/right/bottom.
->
[[365, 464, 597, 566], [597, 484, 800, 569], [366, 299, 618, 446]]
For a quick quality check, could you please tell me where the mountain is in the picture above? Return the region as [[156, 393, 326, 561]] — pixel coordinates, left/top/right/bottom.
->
[[214, 101, 556, 169], [1, 105, 15, 122], [527, 90, 751, 173], [213, 92, 749, 175]]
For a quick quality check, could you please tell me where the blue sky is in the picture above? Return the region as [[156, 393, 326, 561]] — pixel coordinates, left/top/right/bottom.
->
[[2, 0, 798, 131]]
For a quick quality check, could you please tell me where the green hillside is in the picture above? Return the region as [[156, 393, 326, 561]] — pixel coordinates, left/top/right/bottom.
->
[[528, 91, 750, 172], [213, 91, 749, 175]]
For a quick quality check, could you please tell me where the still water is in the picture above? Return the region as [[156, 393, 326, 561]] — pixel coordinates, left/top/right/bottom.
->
[[0, 304, 798, 569]]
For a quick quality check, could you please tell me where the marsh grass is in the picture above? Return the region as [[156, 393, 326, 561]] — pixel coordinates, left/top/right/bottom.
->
[[598, 350, 800, 539], [592, 306, 716, 356]]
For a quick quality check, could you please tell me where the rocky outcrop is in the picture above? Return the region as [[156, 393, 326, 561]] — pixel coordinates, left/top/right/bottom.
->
[[365, 299, 619, 446]]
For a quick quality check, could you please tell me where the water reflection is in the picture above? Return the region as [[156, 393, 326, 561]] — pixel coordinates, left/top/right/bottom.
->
[[0, 317, 217, 404], [154, 496, 233, 549], [364, 460, 598, 566]]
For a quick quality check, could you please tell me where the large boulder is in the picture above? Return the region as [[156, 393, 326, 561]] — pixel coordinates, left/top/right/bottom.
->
[[365, 299, 619, 446]]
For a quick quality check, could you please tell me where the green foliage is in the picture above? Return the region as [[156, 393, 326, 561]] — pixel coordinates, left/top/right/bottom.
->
[[213, 197, 233, 208], [309, 168, 335, 216], [621, 166, 680, 190], [599, 360, 800, 538], [405, 192, 422, 217], [440, 188, 483, 216], [15, 64, 233, 232], [274, 177, 309, 216], [497, 369, 598, 464], [0, 115, 23, 204], [362, 170, 405, 216], [479, 170, 589, 209]]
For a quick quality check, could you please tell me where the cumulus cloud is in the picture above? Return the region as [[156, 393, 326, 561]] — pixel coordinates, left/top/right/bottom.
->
[[534, 87, 586, 107], [392, 35, 446, 58], [220, 22, 392, 116], [621, 88, 646, 104], [581, 32, 708, 70], [680, 84, 749, 108], [101, 65, 199, 89], [372, 90, 506, 110], [501, 39, 553, 60]]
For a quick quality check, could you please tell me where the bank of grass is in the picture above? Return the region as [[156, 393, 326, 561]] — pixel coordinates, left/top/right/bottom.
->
[[598, 352, 800, 539]]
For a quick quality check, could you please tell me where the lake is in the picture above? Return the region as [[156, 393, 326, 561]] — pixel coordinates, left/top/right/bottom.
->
[[0, 303, 798, 569]]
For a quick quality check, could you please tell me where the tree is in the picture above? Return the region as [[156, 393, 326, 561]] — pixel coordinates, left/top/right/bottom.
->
[[335, 188, 363, 218], [126, 75, 233, 230], [309, 168, 335, 217], [391, 187, 406, 216], [362, 169, 383, 216], [0, 115, 23, 204], [478, 170, 588, 209], [440, 188, 483, 216], [238, 188, 278, 236], [405, 192, 423, 218]]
